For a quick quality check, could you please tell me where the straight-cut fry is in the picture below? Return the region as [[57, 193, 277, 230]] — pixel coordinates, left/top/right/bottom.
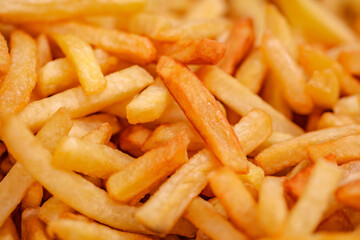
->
[[0, 32, 10, 75], [157, 56, 248, 173]]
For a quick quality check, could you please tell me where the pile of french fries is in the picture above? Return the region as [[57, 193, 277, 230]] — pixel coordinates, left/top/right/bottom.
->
[[3, 0, 360, 239]]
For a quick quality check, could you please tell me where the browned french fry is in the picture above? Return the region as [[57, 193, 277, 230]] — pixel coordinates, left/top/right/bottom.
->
[[21, 182, 43, 210], [284, 164, 314, 199], [197, 65, 304, 136], [36, 34, 52, 68], [336, 179, 360, 211], [136, 149, 219, 234], [157, 56, 248, 173], [317, 112, 358, 130], [0, 218, 19, 240], [306, 108, 323, 132], [317, 210, 353, 232], [156, 38, 225, 64], [17, 66, 153, 132], [0, 32, 10, 75], [107, 133, 189, 203], [0, 30, 37, 113], [262, 33, 313, 114], [21, 208, 50, 240], [118, 125, 152, 157], [82, 123, 112, 145], [217, 19, 255, 75], [184, 197, 247, 240], [255, 125, 360, 174], [209, 167, 264, 238], [39, 197, 75, 224]]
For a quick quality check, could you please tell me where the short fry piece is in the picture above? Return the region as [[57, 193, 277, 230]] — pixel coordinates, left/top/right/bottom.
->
[[21, 208, 49, 240], [0, 32, 10, 75], [118, 125, 151, 157], [21, 182, 43, 210], [338, 51, 360, 76], [39, 198, 74, 224], [157, 56, 248, 173], [52, 34, 106, 95]]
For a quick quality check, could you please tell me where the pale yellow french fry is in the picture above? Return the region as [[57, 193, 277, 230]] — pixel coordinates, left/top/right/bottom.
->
[[52, 33, 106, 95], [21, 208, 49, 240], [21, 182, 43, 210], [333, 95, 360, 118], [39, 197, 74, 224], [257, 177, 288, 236], [126, 78, 172, 124], [184, 197, 247, 240], [184, 0, 227, 20], [102, 97, 131, 119], [250, 132, 294, 157], [255, 125, 360, 174], [82, 123, 112, 145], [17, 66, 153, 132], [118, 125, 152, 157], [0, 32, 10, 75], [0, 218, 19, 240], [0, 30, 37, 113], [53, 136, 134, 179], [197, 65, 304, 136], [136, 149, 219, 234], [317, 112, 358, 130], [282, 160, 341, 236], [237, 161, 265, 192], [260, 233, 360, 240], [208, 198, 228, 218], [156, 99, 188, 124], [272, 0, 356, 45], [0, 0, 146, 23], [338, 50, 360, 76], [262, 33, 313, 114], [209, 167, 264, 238], [234, 48, 267, 94], [36, 34, 52, 68]]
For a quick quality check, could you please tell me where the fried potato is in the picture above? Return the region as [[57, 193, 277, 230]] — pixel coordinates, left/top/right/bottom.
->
[[102, 97, 132, 119], [338, 51, 360, 76], [0, 218, 19, 240], [317, 112, 358, 130], [0, 32, 10, 75], [118, 125, 152, 157], [336, 179, 360, 211], [184, 0, 227, 20], [39, 198, 74, 224], [158, 56, 248, 173], [21, 182, 43, 210], [36, 34, 52, 68], [82, 123, 112, 145], [21, 208, 50, 240], [0, 30, 37, 113], [284, 164, 314, 199], [333, 95, 360, 118]]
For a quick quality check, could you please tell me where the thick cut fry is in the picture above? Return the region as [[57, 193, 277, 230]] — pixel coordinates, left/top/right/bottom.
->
[[233, 109, 272, 155], [262, 33, 313, 114], [307, 69, 340, 109], [155, 38, 225, 64], [17, 66, 153, 132], [255, 125, 360, 174], [126, 79, 172, 124], [0, 0, 146, 23], [197, 65, 304, 136], [102, 97, 131, 119], [52, 34, 106, 95], [24, 21, 156, 64], [82, 123, 112, 145], [0, 218, 19, 240], [0, 30, 37, 113], [336, 179, 360, 211], [184, 0, 227, 20], [21, 208, 50, 240], [53, 136, 134, 179], [338, 51, 360, 76], [184, 197, 247, 240], [234, 48, 267, 94], [282, 160, 341, 236], [39, 198, 74, 224], [284, 164, 314, 199], [36, 34, 52, 68], [317, 113, 358, 130], [47, 217, 152, 240], [209, 167, 264, 238], [333, 95, 360, 118], [118, 125, 151, 157], [257, 177, 288, 236], [0, 32, 10, 75], [308, 135, 360, 164], [158, 56, 248, 173], [217, 19, 255, 75], [21, 182, 43, 210], [0, 114, 154, 235], [272, 0, 356, 45], [136, 149, 218, 234], [107, 133, 189, 203]]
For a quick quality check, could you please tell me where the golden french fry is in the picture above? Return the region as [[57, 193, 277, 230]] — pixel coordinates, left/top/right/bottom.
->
[[338, 51, 360, 76], [156, 99, 188, 124], [21, 208, 49, 240], [209, 167, 264, 238], [0, 30, 37, 113], [17, 66, 153, 132], [136, 149, 219, 234], [39, 197, 74, 224], [0, 0, 146, 23], [284, 164, 314, 199], [158, 56, 248, 173], [53, 136, 134, 179], [21, 182, 43, 210], [262, 33, 313, 114], [0, 32, 10, 75], [317, 112, 358, 130], [107, 133, 189, 203], [126, 78, 172, 124], [82, 123, 112, 145], [260, 233, 360, 240], [282, 160, 342, 236], [118, 125, 152, 157], [36, 34, 52, 68], [0, 218, 19, 240], [101, 97, 131, 119], [184, 0, 227, 20], [197, 65, 304, 136], [255, 125, 360, 174], [217, 19, 255, 75], [333, 95, 360, 118], [306, 108, 324, 132]]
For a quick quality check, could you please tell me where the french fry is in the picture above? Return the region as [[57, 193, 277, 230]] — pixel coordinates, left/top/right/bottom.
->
[[317, 112, 358, 130], [158, 56, 248, 173], [21, 208, 49, 240], [0, 0, 146, 23], [260, 232, 360, 240], [306, 108, 324, 132], [39, 198, 74, 224], [255, 125, 360, 174], [52, 33, 106, 95], [184, 0, 227, 20], [0, 114, 154, 234], [0, 142, 6, 158], [47, 217, 153, 240], [217, 19, 255, 75], [136, 149, 219, 234], [196, 230, 212, 240], [282, 160, 342, 236], [237, 161, 265, 191], [317, 210, 353, 232], [257, 177, 288, 236], [17, 66, 153, 132], [234, 48, 267, 94], [338, 51, 360, 76], [262, 33, 313, 114], [36, 34, 52, 68], [107, 133, 189, 203], [53, 136, 134, 179], [118, 125, 152, 157], [156, 99, 188, 124], [184, 197, 247, 240], [336, 179, 360, 211], [102, 97, 132, 119], [0, 32, 10, 75], [333, 95, 360, 118], [0, 218, 19, 240], [21, 182, 43, 210], [209, 167, 264, 238], [197, 65, 304, 136], [24, 21, 156, 64], [82, 123, 112, 145], [284, 164, 314, 199], [126, 78, 172, 124], [307, 69, 340, 109], [0, 30, 37, 113], [155, 38, 225, 65]]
